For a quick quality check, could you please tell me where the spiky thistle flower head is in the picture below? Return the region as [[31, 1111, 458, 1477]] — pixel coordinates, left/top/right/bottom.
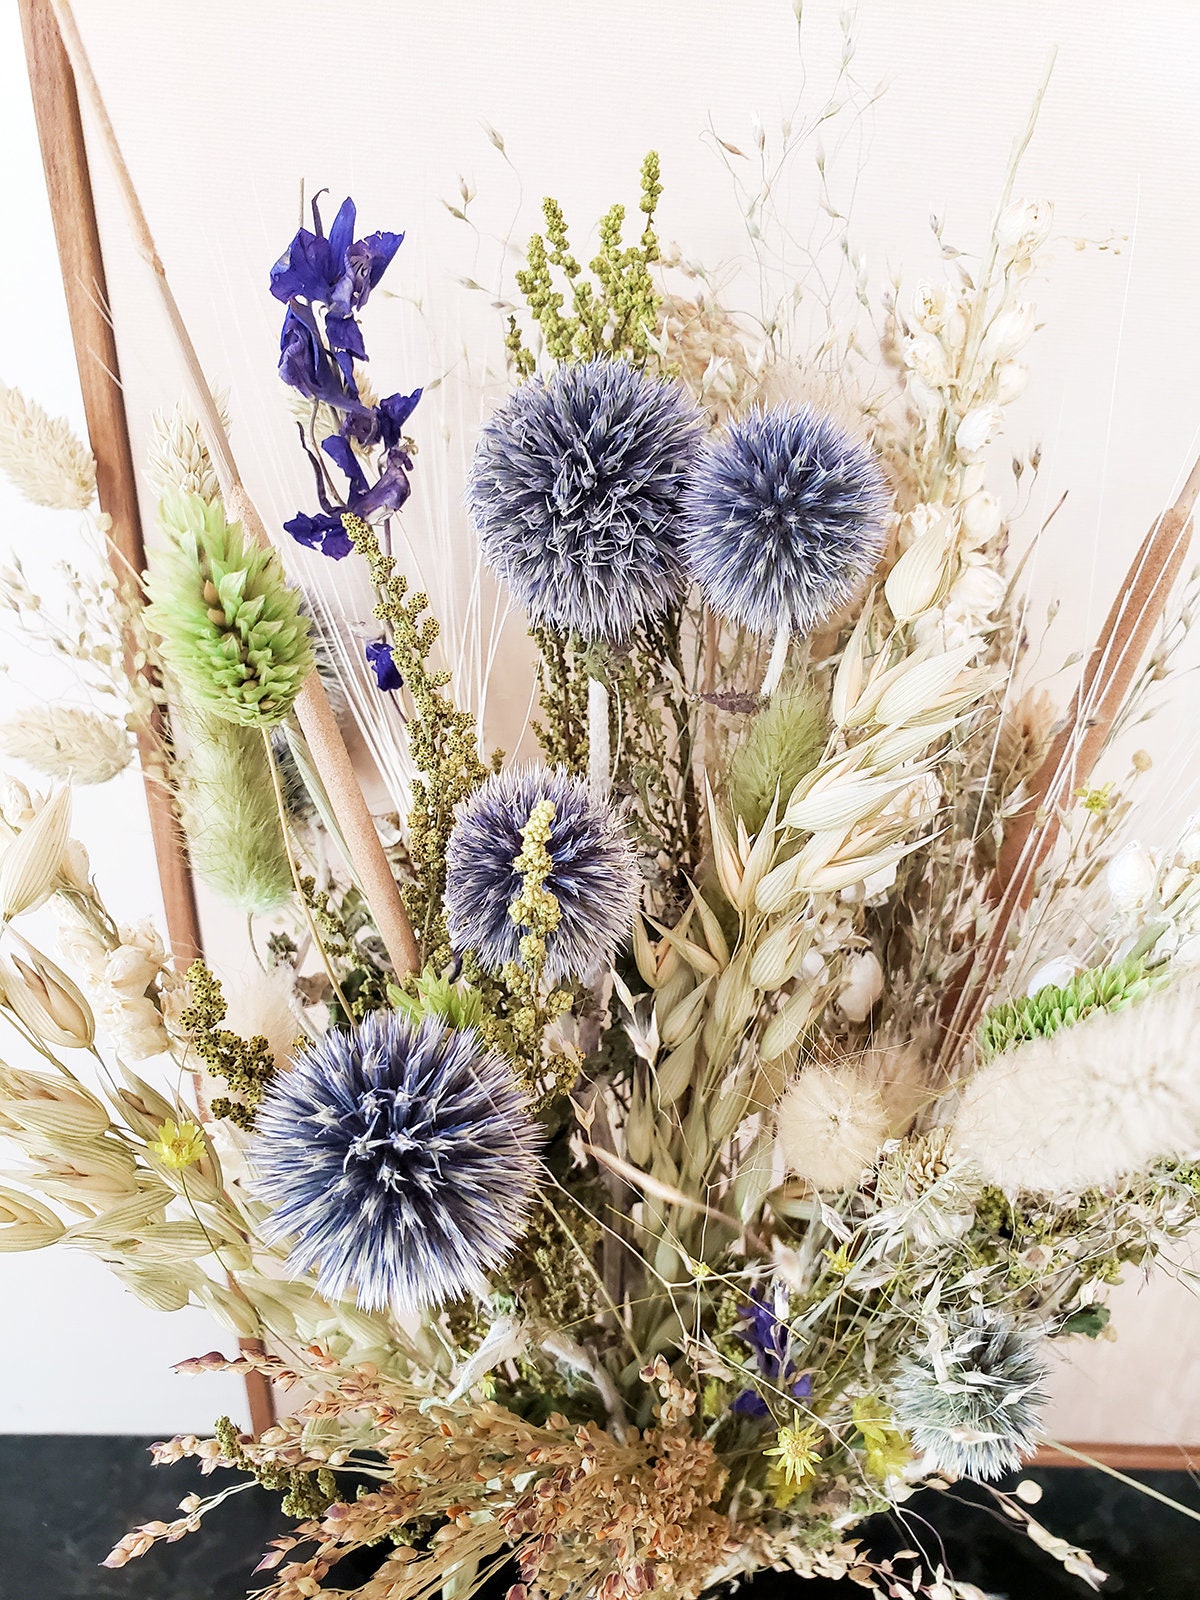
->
[[466, 357, 703, 643], [891, 1308, 1047, 1481], [146, 488, 313, 726], [681, 404, 889, 635], [444, 765, 641, 982], [251, 1012, 543, 1311]]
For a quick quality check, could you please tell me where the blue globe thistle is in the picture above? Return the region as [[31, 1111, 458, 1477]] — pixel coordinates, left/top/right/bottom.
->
[[251, 1013, 543, 1312], [681, 404, 889, 635], [444, 765, 641, 983], [891, 1308, 1048, 1481], [466, 358, 703, 643]]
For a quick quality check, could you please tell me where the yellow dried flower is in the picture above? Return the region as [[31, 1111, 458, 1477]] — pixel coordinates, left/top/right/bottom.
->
[[148, 1119, 206, 1170], [764, 1420, 823, 1488], [852, 1395, 912, 1481]]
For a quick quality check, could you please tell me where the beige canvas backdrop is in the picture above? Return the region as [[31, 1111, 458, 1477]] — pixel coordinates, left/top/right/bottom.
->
[[4, 0, 1200, 1438]]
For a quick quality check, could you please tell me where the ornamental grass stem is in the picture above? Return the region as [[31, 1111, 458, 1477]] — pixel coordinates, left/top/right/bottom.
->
[[50, 0, 419, 979], [761, 625, 791, 697], [259, 728, 353, 1019]]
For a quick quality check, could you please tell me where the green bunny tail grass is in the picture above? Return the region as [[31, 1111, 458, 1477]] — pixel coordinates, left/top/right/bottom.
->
[[146, 488, 314, 726], [728, 680, 828, 834], [176, 708, 293, 913], [978, 957, 1169, 1061]]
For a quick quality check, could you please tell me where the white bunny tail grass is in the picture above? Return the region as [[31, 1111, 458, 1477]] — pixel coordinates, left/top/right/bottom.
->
[[0, 705, 131, 785], [225, 963, 306, 1072], [951, 973, 1200, 1194], [0, 384, 96, 510], [176, 709, 292, 913], [776, 1062, 892, 1192]]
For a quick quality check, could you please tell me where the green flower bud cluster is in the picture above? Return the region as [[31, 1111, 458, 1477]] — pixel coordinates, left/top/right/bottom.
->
[[343, 513, 493, 967], [180, 961, 277, 1130], [978, 957, 1166, 1061], [509, 152, 664, 374], [146, 489, 313, 726], [213, 1416, 338, 1520]]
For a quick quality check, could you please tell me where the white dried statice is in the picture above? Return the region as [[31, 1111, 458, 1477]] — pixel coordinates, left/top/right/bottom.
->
[[0, 384, 95, 510], [950, 974, 1200, 1194], [0, 705, 132, 785], [776, 1063, 891, 1191]]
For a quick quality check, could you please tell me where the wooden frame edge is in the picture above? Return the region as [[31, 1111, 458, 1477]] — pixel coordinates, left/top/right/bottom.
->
[[17, 0, 274, 1439], [1033, 1442, 1200, 1471]]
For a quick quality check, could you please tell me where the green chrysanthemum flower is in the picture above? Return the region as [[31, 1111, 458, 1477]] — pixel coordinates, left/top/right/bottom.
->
[[978, 957, 1167, 1061], [146, 488, 313, 726]]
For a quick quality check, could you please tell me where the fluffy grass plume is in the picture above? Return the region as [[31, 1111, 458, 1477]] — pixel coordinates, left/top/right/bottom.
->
[[145, 398, 228, 507], [176, 709, 292, 913], [146, 488, 313, 727], [953, 973, 1200, 1193], [0, 384, 95, 510], [776, 1063, 892, 1192], [0, 705, 131, 785], [727, 681, 827, 832]]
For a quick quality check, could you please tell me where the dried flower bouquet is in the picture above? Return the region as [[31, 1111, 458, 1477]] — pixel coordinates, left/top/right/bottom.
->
[[4, 17, 1200, 1598]]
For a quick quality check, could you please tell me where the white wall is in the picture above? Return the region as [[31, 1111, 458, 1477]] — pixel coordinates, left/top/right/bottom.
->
[[0, 0, 251, 1433], [3, 0, 1200, 1438]]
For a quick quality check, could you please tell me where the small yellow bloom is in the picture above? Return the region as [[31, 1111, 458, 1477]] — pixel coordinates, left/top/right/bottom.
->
[[149, 1118, 206, 1170], [852, 1395, 912, 1481], [763, 1421, 823, 1488], [1076, 782, 1114, 815], [823, 1245, 854, 1276]]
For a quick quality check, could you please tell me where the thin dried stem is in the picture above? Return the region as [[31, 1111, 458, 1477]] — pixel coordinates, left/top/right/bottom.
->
[[941, 455, 1200, 1063], [49, 0, 419, 976]]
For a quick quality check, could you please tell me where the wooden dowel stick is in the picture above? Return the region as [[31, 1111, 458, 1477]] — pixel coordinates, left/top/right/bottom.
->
[[49, 0, 420, 979], [19, 0, 276, 1438]]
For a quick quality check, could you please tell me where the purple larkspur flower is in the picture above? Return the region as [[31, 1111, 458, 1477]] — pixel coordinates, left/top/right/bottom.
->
[[271, 194, 422, 553], [251, 1013, 543, 1311], [731, 1290, 813, 1417], [466, 358, 703, 643], [365, 639, 402, 692], [444, 765, 641, 982], [681, 405, 889, 636], [270, 195, 403, 332]]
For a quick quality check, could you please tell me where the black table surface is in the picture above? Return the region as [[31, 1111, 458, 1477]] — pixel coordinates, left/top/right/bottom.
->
[[6, 1436, 1198, 1600]]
